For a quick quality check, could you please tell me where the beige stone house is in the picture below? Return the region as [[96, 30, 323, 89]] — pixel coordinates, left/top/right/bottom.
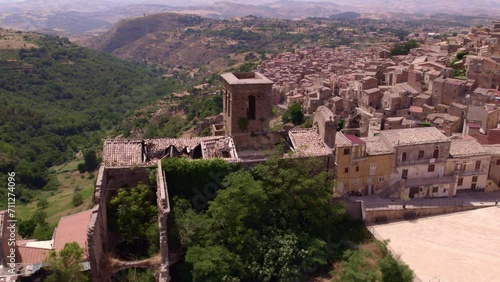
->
[[448, 138, 490, 193], [379, 127, 456, 199], [484, 145, 500, 191]]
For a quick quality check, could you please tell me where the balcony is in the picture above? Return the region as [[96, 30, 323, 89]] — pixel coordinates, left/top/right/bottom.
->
[[396, 157, 447, 166], [457, 168, 487, 177], [404, 176, 456, 187]]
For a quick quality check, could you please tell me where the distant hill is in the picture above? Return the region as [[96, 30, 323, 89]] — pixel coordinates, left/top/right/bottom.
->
[[84, 13, 322, 70], [331, 12, 361, 20], [0, 0, 498, 37]]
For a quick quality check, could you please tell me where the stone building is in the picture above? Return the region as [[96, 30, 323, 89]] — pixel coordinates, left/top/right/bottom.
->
[[221, 72, 273, 136], [448, 138, 490, 193], [335, 133, 393, 196], [467, 104, 500, 133], [379, 127, 456, 199], [484, 145, 500, 191]]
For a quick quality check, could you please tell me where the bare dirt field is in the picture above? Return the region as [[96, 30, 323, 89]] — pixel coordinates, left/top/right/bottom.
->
[[371, 206, 500, 282]]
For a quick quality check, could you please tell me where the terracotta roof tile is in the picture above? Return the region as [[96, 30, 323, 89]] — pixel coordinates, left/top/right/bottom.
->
[[288, 129, 331, 157], [380, 127, 449, 146], [17, 246, 49, 264], [450, 139, 488, 157], [53, 209, 93, 256]]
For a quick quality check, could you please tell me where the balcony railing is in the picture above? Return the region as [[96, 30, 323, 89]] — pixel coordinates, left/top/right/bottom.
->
[[396, 157, 447, 166], [404, 175, 456, 187], [457, 168, 487, 176]]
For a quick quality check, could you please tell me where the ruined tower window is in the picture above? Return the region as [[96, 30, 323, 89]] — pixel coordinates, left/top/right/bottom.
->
[[227, 93, 231, 117], [247, 95, 256, 120]]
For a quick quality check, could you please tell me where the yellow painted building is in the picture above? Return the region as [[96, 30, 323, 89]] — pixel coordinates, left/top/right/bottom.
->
[[335, 133, 394, 195]]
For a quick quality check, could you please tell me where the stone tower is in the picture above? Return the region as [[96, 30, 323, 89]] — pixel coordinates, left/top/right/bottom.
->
[[221, 72, 274, 136]]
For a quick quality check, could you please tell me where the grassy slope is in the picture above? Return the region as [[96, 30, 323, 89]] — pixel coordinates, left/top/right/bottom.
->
[[16, 160, 95, 225]]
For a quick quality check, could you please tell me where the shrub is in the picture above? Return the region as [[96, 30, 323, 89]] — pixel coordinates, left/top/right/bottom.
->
[[77, 163, 86, 173], [37, 198, 49, 209], [72, 192, 83, 207]]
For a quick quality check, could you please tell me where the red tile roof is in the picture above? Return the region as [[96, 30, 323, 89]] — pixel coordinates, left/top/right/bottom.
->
[[17, 246, 50, 264], [467, 123, 481, 129], [344, 134, 366, 145], [53, 209, 92, 256], [410, 106, 423, 113]]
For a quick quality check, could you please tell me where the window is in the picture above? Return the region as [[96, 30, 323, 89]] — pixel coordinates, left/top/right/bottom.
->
[[472, 176, 478, 183], [247, 95, 256, 120], [475, 160, 481, 170], [428, 164, 435, 172], [402, 152, 407, 161], [471, 183, 477, 190], [356, 166, 360, 172], [432, 187, 438, 193], [227, 92, 231, 117], [497, 159, 500, 166], [433, 149, 439, 159], [378, 176, 385, 182], [353, 179, 360, 185], [458, 177, 463, 186], [344, 148, 350, 155], [444, 188, 447, 193], [418, 150, 424, 159], [344, 167, 349, 174]]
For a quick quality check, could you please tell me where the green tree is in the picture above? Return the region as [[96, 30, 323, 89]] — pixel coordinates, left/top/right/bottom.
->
[[339, 249, 379, 282], [18, 219, 37, 238], [83, 150, 98, 172], [185, 246, 240, 282], [45, 242, 88, 282], [390, 40, 419, 56], [282, 103, 304, 125], [72, 191, 83, 207], [126, 269, 156, 282], [77, 163, 86, 173], [171, 158, 347, 280], [33, 222, 53, 240], [37, 198, 49, 209], [109, 183, 157, 240], [378, 248, 414, 282]]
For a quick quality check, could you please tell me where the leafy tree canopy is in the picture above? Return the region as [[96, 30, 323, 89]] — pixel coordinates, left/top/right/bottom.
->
[[44, 242, 88, 282], [171, 158, 347, 281]]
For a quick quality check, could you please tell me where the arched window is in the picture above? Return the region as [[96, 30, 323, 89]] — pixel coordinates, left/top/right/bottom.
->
[[247, 95, 256, 120]]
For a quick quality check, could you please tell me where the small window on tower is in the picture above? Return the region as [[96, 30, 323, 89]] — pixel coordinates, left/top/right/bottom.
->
[[247, 95, 256, 120]]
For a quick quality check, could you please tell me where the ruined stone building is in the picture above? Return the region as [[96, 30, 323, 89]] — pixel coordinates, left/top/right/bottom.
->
[[89, 72, 338, 281]]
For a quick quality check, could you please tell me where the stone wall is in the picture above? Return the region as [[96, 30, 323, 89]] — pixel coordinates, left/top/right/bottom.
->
[[88, 166, 108, 282], [312, 106, 336, 148], [232, 132, 285, 151], [365, 205, 480, 224], [156, 161, 171, 282], [331, 198, 363, 220], [88, 166, 152, 282]]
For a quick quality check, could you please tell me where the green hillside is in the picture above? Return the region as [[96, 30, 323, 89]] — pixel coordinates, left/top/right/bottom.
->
[[0, 33, 179, 205]]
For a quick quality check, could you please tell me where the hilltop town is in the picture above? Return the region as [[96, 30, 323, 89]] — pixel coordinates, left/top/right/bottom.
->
[[1, 14, 500, 282]]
